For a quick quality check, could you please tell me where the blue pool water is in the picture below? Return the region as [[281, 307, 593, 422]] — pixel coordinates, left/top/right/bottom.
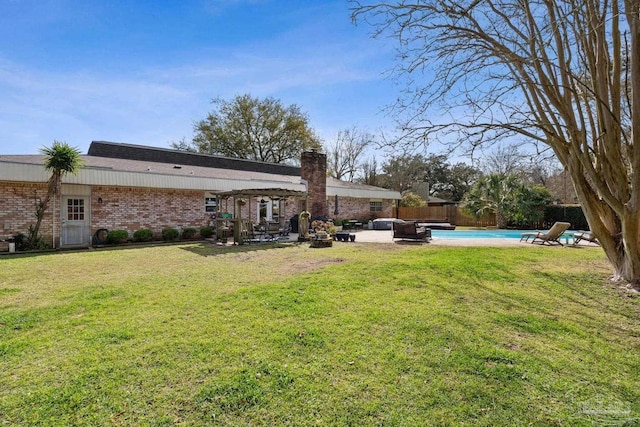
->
[[431, 229, 559, 239]]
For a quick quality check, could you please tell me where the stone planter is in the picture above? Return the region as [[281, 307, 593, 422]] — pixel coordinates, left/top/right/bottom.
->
[[310, 239, 332, 248], [315, 231, 328, 240]]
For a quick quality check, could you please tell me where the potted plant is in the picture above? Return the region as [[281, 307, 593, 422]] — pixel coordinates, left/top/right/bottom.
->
[[311, 220, 331, 240], [327, 223, 338, 236]]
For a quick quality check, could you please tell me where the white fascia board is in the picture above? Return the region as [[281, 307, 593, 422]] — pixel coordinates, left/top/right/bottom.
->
[[327, 185, 401, 200], [0, 161, 306, 193], [0, 161, 49, 182]]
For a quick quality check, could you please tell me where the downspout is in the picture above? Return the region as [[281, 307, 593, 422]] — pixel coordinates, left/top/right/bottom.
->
[[52, 190, 57, 249], [300, 179, 309, 211]]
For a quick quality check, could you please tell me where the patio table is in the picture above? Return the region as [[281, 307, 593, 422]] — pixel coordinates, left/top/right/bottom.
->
[[560, 232, 574, 245]]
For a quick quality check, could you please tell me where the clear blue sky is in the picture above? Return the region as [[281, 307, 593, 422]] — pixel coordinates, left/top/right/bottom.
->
[[0, 0, 400, 155]]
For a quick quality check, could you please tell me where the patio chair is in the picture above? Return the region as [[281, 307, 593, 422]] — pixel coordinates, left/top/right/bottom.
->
[[281, 219, 291, 236], [573, 231, 599, 246], [520, 222, 571, 246]]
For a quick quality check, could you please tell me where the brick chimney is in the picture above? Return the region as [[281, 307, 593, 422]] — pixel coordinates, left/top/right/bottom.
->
[[301, 150, 327, 218]]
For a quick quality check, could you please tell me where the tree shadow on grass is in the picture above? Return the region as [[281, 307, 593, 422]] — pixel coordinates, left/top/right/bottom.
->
[[0, 239, 305, 259], [392, 240, 430, 246], [180, 241, 301, 257]]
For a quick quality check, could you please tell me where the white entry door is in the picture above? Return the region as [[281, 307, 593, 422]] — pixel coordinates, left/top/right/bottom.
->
[[256, 198, 280, 223], [61, 196, 90, 247]]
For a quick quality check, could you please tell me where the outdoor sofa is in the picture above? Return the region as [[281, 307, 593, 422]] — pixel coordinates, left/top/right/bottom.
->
[[392, 220, 432, 242]]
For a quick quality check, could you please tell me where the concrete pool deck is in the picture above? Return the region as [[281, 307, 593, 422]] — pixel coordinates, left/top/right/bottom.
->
[[319, 229, 600, 247]]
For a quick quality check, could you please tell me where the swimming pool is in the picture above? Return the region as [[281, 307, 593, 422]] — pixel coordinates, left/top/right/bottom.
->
[[430, 229, 572, 239]]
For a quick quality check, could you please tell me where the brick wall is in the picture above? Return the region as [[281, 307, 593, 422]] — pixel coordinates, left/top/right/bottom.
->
[[326, 196, 394, 222], [91, 186, 211, 239], [0, 181, 57, 244], [92, 188, 302, 239], [1, 178, 391, 247], [301, 151, 327, 218]]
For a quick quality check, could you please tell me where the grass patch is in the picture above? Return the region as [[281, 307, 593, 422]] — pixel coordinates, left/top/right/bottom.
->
[[1, 242, 639, 425]]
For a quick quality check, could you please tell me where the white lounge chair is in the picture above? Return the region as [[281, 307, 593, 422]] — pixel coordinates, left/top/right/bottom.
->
[[573, 231, 599, 246], [520, 222, 571, 246]]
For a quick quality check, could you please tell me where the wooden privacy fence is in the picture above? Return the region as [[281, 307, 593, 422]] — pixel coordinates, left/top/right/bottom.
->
[[393, 206, 496, 227], [454, 210, 497, 227]]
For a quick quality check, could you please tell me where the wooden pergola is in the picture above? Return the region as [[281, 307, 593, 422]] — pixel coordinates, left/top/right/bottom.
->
[[213, 188, 308, 245], [216, 187, 308, 223]]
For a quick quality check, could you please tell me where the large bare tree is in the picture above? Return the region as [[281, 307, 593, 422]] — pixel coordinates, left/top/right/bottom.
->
[[352, 0, 640, 289], [326, 127, 374, 181]]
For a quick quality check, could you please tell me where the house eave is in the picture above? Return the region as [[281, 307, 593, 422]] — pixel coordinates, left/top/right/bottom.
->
[[0, 160, 306, 193]]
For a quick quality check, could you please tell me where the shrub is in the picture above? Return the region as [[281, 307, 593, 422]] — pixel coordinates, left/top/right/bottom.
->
[[182, 227, 197, 239], [107, 230, 129, 244], [133, 228, 154, 242], [544, 205, 589, 230], [200, 226, 214, 238], [12, 226, 50, 251], [162, 228, 180, 241], [13, 232, 28, 251], [400, 192, 427, 207], [333, 219, 343, 227]]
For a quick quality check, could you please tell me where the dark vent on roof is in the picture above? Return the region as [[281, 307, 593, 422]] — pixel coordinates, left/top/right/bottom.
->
[[87, 141, 301, 176]]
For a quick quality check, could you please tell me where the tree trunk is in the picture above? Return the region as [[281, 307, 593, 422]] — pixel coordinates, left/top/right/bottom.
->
[[495, 210, 507, 229], [569, 163, 640, 290], [30, 172, 59, 248], [597, 218, 640, 290]]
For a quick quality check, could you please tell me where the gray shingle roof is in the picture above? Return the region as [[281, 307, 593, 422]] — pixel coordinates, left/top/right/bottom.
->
[[88, 141, 301, 176]]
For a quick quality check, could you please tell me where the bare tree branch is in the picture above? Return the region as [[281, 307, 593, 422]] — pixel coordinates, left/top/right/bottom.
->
[[352, 0, 640, 287]]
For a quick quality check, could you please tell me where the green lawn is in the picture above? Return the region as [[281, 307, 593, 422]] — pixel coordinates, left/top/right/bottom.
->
[[1, 242, 639, 426]]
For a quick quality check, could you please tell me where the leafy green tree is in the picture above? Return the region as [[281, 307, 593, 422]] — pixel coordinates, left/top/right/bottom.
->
[[381, 154, 428, 193], [424, 154, 481, 201], [462, 174, 551, 229], [444, 162, 482, 201], [400, 192, 427, 207], [422, 154, 450, 194], [510, 185, 554, 228], [31, 141, 83, 248], [352, 1, 640, 287], [381, 153, 480, 201], [176, 94, 321, 164]]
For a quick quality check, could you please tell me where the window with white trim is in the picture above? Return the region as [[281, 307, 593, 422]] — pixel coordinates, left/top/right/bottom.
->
[[67, 198, 85, 220], [271, 199, 280, 222], [205, 194, 217, 212], [370, 201, 383, 212]]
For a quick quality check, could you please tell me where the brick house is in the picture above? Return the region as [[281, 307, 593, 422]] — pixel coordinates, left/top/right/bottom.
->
[[0, 141, 400, 248]]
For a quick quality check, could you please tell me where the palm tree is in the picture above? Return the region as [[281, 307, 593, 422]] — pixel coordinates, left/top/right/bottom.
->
[[462, 173, 553, 228], [462, 174, 524, 229], [30, 141, 83, 248]]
